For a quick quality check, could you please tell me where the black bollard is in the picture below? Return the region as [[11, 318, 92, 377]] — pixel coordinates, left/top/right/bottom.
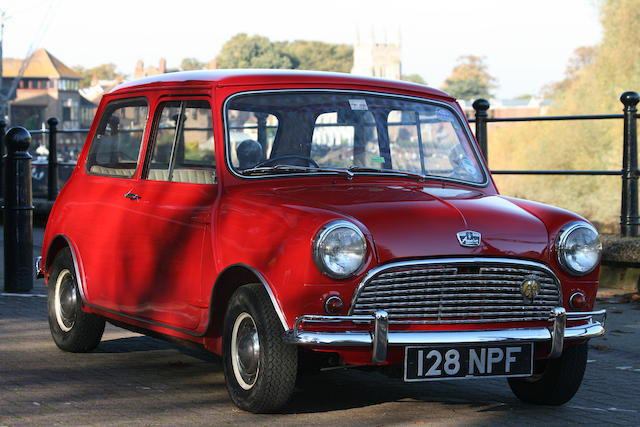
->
[[472, 99, 490, 162], [3, 127, 34, 293], [620, 91, 640, 237], [47, 117, 59, 201]]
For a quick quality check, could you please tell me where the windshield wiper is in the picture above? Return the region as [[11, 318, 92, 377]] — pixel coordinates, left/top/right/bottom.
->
[[347, 166, 428, 182], [241, 164, 354, 179]]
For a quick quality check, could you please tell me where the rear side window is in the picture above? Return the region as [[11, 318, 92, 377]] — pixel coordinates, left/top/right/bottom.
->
[[86, 98, 148, 178]]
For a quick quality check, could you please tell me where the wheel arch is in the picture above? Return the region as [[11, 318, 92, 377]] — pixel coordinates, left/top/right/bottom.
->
[[207, 264, 289, 339], [44, 234, 87, 303]]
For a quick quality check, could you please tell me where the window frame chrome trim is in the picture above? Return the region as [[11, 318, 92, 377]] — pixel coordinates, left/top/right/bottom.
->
[[222, 89, 490, 188], [348, 257, 563, 316]]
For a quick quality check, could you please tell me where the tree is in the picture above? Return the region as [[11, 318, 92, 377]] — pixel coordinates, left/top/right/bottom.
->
[[216, 34, 353, 73], [72, 63, 123, 87], [540, 46, 596, 99], [440, 55, 497, 100], [180, 57, 207, 70], [401, 74, 427, 85], [281, 40, 353, 72], [216, 33, 293, 69], [490, 0, 640, 230]]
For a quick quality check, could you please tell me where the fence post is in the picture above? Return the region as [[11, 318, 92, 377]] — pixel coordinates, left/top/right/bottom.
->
[[472, 99, 490, 162], [620, 91, 640, 237], [47, 117, 59, 201], [3, 127, 34, 293], [0, 119, 6, 199]]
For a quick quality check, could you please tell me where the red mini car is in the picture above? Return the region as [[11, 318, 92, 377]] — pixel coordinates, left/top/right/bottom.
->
[[39, 70, 606, 413]]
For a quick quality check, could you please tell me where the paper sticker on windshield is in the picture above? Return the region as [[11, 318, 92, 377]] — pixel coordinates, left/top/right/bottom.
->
[[370, 156, 385, 163], [349, 99, 368, 111]]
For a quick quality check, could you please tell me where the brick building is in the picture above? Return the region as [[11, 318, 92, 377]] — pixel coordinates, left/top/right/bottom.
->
[[1, 48, 96, 129]]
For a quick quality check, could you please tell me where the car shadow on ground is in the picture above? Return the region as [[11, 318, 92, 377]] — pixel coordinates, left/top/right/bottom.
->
[[94, 335, 519, 415], [96, 335, 220, 362]]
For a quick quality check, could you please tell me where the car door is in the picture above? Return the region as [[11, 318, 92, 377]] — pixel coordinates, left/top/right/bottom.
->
[[76, 97, 150, 311], [119, 95, 217, 331]]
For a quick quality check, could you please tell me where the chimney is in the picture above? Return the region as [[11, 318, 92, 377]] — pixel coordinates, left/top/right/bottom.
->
[[159, 58, 167, 74], [134, 60, 144, 79]]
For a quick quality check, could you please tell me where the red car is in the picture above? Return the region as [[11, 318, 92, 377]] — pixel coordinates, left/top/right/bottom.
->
[[39, 70, 605, 413]]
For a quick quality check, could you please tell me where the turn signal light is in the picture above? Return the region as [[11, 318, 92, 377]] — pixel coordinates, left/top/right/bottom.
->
[[324, 296, 344, 314], [569, 292, 587, 309]]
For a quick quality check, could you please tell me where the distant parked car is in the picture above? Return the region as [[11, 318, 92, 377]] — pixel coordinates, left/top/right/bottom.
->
[[39, 70, 606, 413]]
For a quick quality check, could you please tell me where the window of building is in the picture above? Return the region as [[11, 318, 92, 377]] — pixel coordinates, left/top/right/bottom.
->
[[86, 98, 148, 178], [145, 99, 215, 184], [58, 79, 79, 91]]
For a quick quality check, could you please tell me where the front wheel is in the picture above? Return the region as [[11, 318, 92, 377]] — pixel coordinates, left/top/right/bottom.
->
[[222, 284, 298, 413], [47, 248, 105, 352], [508, 342, 588, 405]]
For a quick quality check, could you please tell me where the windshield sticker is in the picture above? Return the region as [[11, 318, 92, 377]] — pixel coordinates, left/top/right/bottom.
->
[[370, 156, 385, 163], [349, 99, 368, 111]]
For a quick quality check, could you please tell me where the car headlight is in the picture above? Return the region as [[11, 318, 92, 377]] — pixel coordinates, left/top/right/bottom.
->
[[313, 220, 367, 279], [556, 222, 602, 276]]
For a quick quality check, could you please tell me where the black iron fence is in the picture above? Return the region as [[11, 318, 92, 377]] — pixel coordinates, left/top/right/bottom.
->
[[470, 91, 639, 238], [1, 91, 639, 237], [0, 119, 89, 201]]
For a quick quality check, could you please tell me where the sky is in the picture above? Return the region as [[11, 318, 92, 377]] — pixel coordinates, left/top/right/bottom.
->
[[0, 0, 602, 99]]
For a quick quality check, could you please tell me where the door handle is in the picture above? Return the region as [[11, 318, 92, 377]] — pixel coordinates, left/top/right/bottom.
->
[[124, 192, 141, 200]]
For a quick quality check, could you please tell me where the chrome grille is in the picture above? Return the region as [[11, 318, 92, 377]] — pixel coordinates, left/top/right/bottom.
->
[[350, 259, 561, 324]]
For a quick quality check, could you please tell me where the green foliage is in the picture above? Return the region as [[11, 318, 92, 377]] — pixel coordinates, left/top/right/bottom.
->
[[401, 74, 427, 85], [216, 33, 293, 69], [441, 55, 497, 100], [72, 63, 123, 87], [216, 34, 353, 72], [181, 57, 207, 70], [490, 0, 640, 230], [281, 40, 353, 72]]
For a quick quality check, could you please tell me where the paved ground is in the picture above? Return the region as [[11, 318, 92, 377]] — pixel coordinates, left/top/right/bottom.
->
[[1, 228, 639, 426]]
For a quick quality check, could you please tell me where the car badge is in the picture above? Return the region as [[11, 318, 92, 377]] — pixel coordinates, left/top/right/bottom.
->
[[456, 230, 481, 247], [520, 276, 541, 303]]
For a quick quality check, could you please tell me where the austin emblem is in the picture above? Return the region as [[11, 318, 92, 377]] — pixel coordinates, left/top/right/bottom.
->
[[520, 276, 541, 303], [456, 230, 481, 247]]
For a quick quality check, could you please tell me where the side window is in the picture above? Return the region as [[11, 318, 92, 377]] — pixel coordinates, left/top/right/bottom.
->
[[146, 100, 215, 184], [86, 99, 148, 178]]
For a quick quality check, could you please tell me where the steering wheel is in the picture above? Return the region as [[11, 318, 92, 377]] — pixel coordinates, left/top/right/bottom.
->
[[254, 154, 320, 169]]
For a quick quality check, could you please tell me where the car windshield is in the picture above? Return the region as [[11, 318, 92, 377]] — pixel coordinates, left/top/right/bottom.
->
[[226, 92, 485, 184]]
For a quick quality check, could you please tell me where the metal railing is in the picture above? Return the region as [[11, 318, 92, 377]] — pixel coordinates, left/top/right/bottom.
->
[[0, 118, 89, 201], [470, 91, 639, 238]]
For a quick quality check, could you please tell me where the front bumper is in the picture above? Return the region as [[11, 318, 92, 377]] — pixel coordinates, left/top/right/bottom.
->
[[284, 307, 606, 363]]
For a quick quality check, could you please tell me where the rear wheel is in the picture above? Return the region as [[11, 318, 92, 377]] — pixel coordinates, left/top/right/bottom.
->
[[508, 342, 588, 405], [222, 284, 297, 413], [47, 248, 105, 352]]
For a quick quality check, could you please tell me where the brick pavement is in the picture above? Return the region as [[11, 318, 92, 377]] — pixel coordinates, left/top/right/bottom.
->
[[1, 228, 639, 425]]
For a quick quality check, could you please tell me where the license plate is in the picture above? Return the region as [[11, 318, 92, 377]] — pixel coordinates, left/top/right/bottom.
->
[[404, 343, 533, 382]]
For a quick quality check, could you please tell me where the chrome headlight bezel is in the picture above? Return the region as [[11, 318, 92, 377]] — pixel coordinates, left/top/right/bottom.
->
[[313, 220, 367, 279], [556, 222, 602, 276]]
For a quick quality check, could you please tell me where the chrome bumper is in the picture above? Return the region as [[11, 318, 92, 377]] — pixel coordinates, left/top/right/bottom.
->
[[284, 308, 606, 363]]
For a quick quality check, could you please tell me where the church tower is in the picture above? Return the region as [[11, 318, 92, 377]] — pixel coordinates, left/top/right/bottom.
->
[[351, 29, 402, 80]]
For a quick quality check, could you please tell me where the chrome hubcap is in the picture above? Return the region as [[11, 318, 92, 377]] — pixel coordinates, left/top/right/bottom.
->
[[231, 312, 260, 390], [54, 269, 77, 332]]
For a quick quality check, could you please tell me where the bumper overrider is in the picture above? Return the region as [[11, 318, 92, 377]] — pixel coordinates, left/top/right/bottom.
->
[[284, 308, 606, 363]]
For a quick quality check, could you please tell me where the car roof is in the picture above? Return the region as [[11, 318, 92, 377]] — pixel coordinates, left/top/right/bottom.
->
[[109, 69, 453, 100]]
